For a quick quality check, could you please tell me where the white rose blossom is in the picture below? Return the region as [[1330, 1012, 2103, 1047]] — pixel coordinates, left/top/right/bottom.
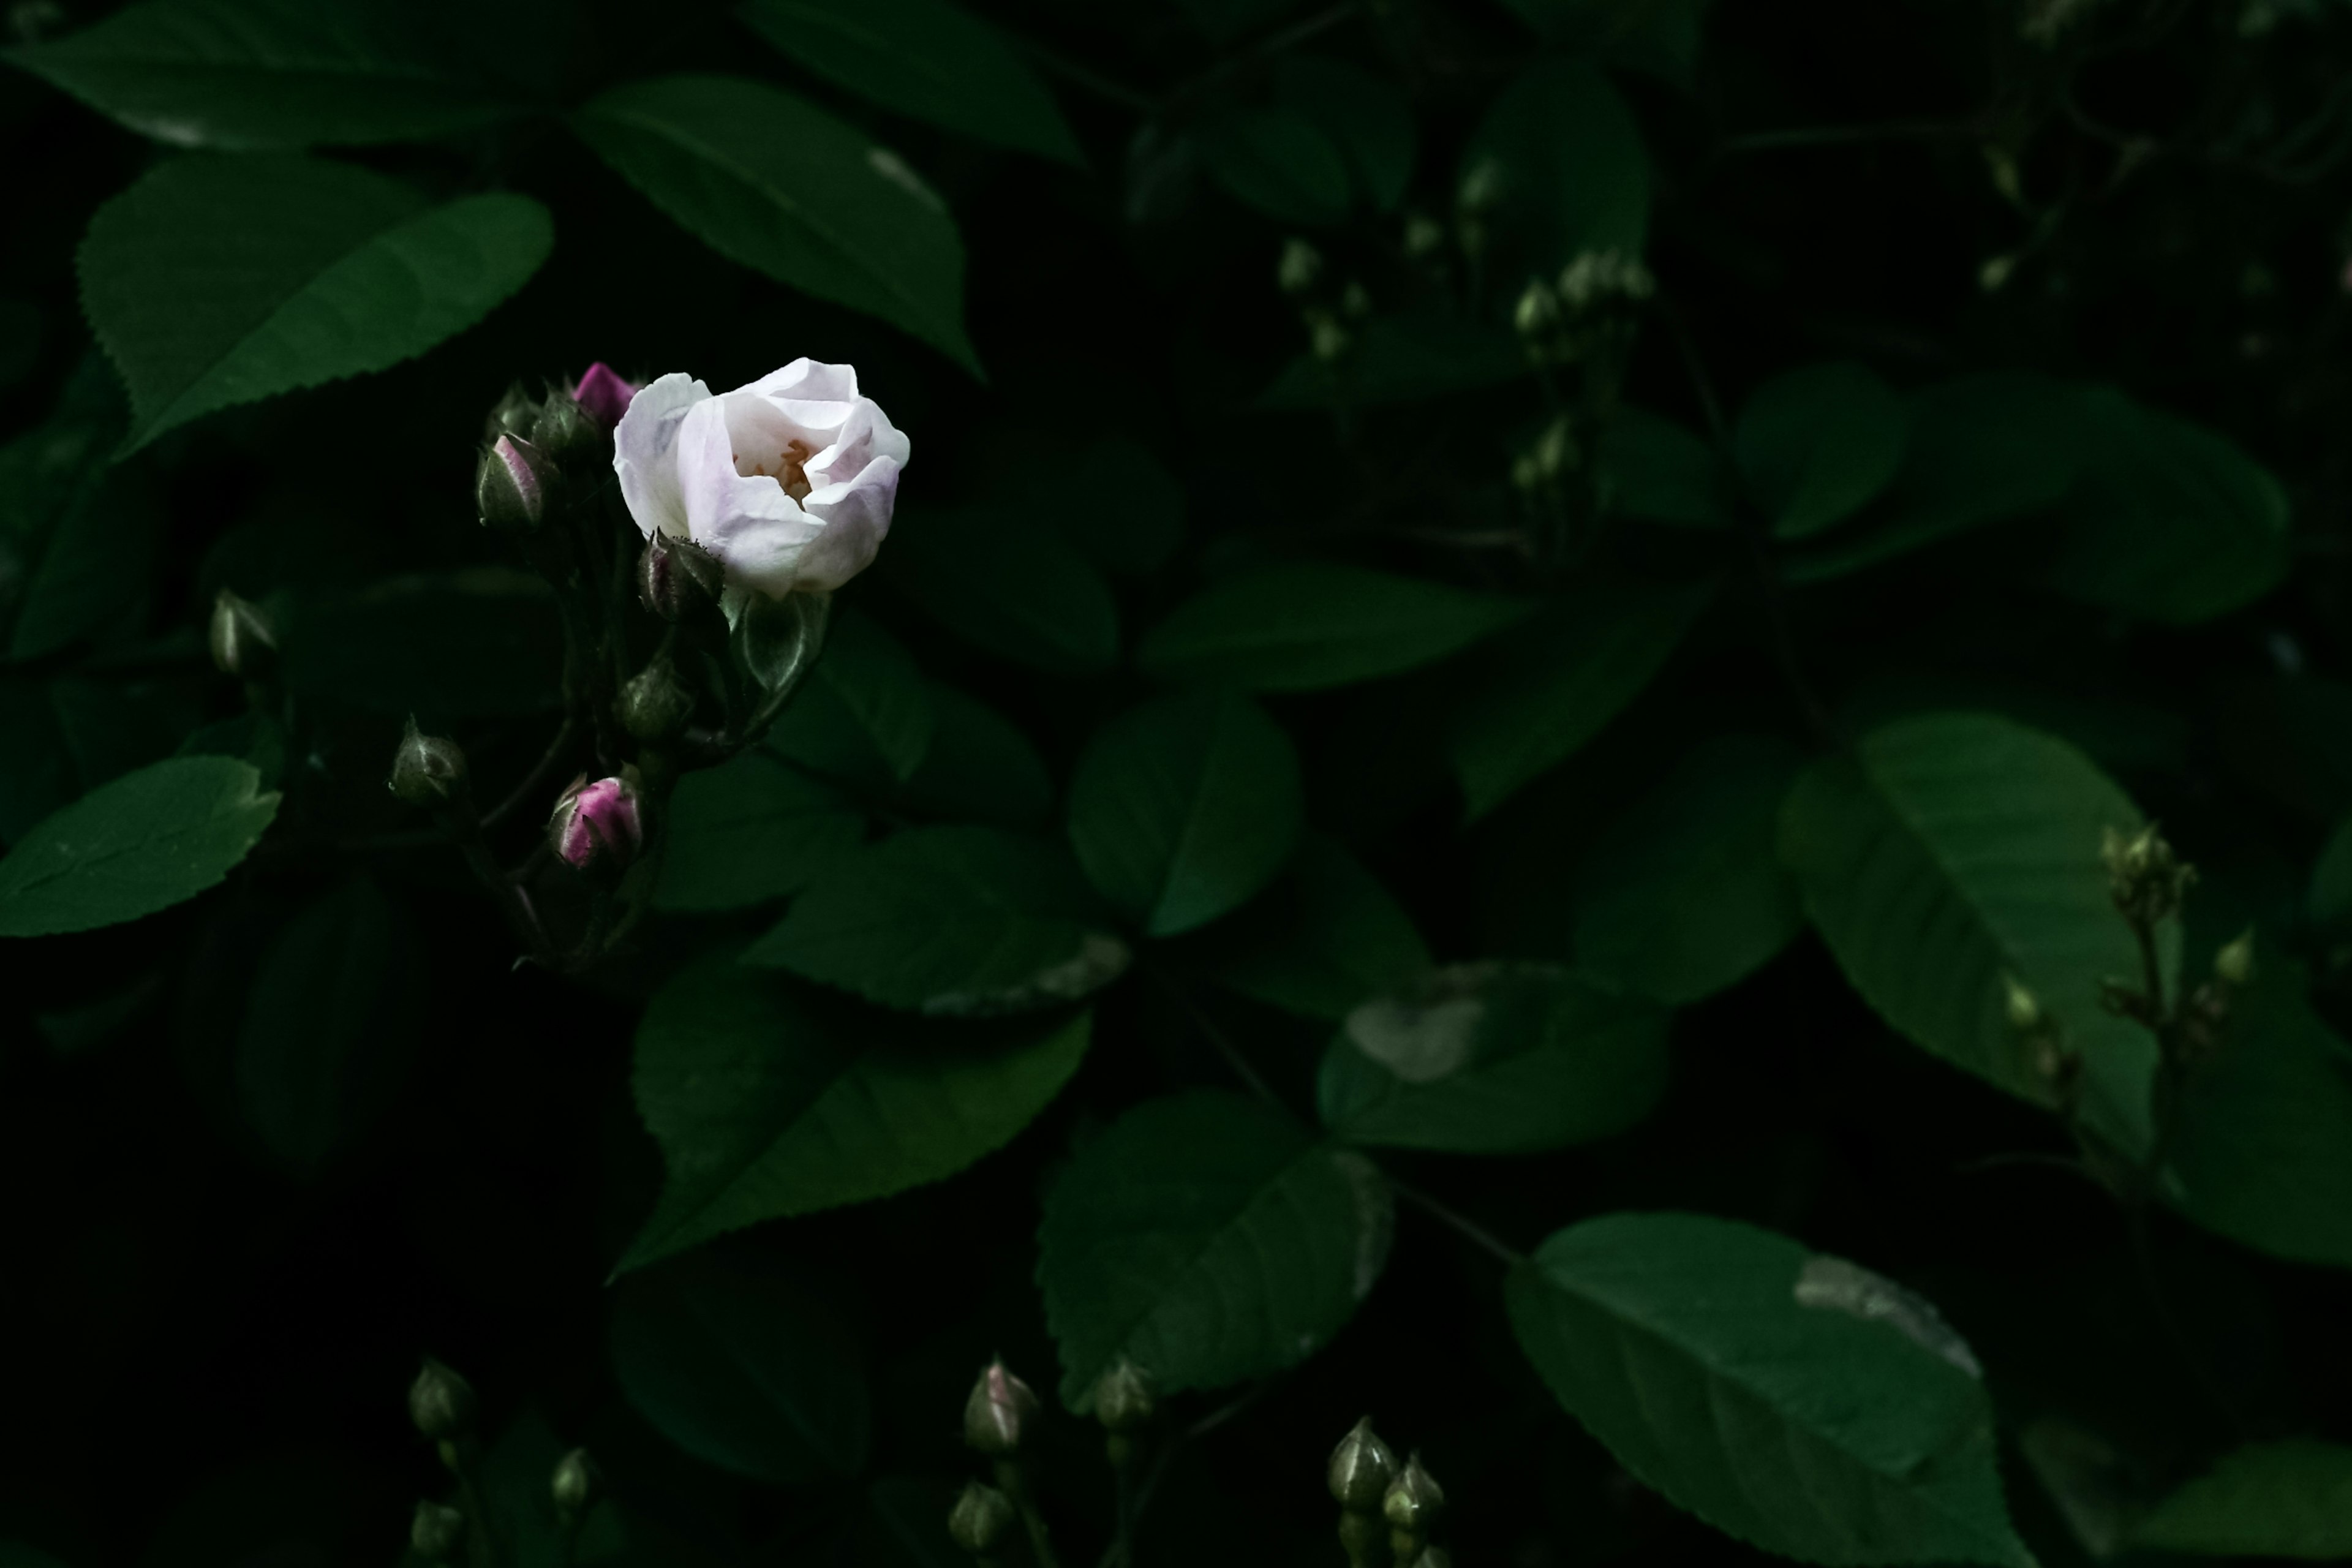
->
[[611, 360, 909, 603]]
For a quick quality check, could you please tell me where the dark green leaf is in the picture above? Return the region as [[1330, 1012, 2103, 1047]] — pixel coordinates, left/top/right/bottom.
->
[[1066, 692, 1305, 937], [0, 674, 198, 844], [1459, 59, 1648, 275], [765, 608, 935, 785], [0, 363, 162, 660], [1275, 58, 1414, 212], [1039, 439, 1184, 576], [1175, 0, 1309, 43], [1779, 713, 2166, 1153], [1185, 835, 1430, 1020], [623, 960, 1090, 1269], [80, 155, 551, 451], [2130, 1441, 2352, 1557], [609, 1251, 870, 1484], [1599, 406, 1732, 528], [2310, 812, 2352, 933], [1447, 575, 1713, 820], [880, 507, 1119, 676], [1734, 361, 1909, 541], [1508, 1212, 2030, 1567], [1317, 963, 1669, 1151], [279, 570, 563, 718], [1255, 315, 1528, 411], [1139, 562, 1534, 692], [573, 75, 977, 372], [0, 755, 278, 937], [654, 752, 865, 914], [1494, 0, 1711, 85], [1573, 735, 1804, 1005], [737, 0, 1079, 164], [744, 824, 1130, 1015], [1037, 1090, 1392, 1407], [1198, 104, 1351, 226], [894, 683, 1053, 827], [7, 0, 518, 149]]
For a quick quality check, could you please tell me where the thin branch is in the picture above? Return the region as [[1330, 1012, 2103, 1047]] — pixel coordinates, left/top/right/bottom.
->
[[481, 716, 582, 830], [1385, 1175, 1526, 1268], [1099, 1384, 1281, 1568], [1714, 118, 1976, 156], [1150, 963, 1283, 1108]]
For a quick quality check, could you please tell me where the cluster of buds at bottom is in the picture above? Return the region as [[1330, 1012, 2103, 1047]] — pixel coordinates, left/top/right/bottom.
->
[[481, 363, 640, 492], [1088, 1355, 1156, 1471], [410, 1501, 466, 1565], [1329, 1420, 1450, 1568], [2005, 975, 2082, 1107], [1515, 249, 1654, 369], [948, 1480, 1019, 1564], [2103, 823, 2195, 930], [548, 773, 647, 886], [952, 1360, 1049, 1568]]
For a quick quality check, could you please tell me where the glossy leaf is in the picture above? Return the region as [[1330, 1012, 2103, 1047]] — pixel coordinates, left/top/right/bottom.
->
[[880, 507, 1119, 676], [1459, 59, 1648, 273], [0, 756, 278, 938], [1779, 713, 2167, 1153], [1508, 1212, 2030, 1567], [1037, 1090, 1392, 1407], [574, 75, 976, 371], [622, 960, 1089, 1269], [744, 825, 1130, 1016], [892, 684, 1054, 827], [764, 608, 935, 785], [737, 0, 1080, 164], [1139, 562, 1534, 692], [1199, 104, 1351, 226], [1066, 692, 1304, 937], [654, 752, 865, 914], [1319, 963, 1670, 1152], [80, 155, 551, 451], [1734, 361, 1909, 541], [1185, 835, 1430, 1020], [2132, 1441, 2352, 1558]]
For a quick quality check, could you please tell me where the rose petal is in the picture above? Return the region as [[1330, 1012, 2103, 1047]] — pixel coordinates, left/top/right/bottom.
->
[[612, 372, 711, 540], [794, 456, 901, 591]]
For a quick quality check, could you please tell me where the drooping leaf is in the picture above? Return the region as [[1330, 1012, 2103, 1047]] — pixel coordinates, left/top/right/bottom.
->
[[1036, 1090, 1392, 1408], [0, 755, 279, 938], [1572, 734, 1805, 1005], [1198, 104, 1351, 226], [1066, 692, 1304, 937], [279, 570, 564, 718], [744, 825, 1130, 1016], [609, 1250, 870, 1484], [1599, 406, 1732, 528], [1184, 835, 1430, 1020], [1255, 314, 1528, 411], [573, 75, 977, 372], [1779, 713, 2166, 1153], [764, 608, 935, 785], [1508, 1212, 2030, 1567], [7, 0, 519, 149], [1447, 575, 1713, 820], [880, 507, 1118, 676], [2130, 1441, 2352, 1558], [654, 752, 865, 914], [1139, 562, 1534, 692], [1317, 963, 1670, 1152], [1458, 59, 1648, 276], [622, 960, 1089, 1270], [1275, 58, 1414, 212], [80, 155, 551, 451], [1734, 361, 1909, 541], [737, 0, 1080, 164]]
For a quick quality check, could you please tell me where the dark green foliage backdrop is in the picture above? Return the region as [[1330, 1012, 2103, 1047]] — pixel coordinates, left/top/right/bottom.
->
[[6, 0, 2352, 1565]]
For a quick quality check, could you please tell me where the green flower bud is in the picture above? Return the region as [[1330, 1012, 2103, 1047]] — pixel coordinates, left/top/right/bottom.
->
[[1401, 211, 1446, 259], [947, 1481, 1018, 1556], [208, 589, 277, 681], [477, 434, 557, 533], [1090, 1355, 1156, 1434], [637, 530, 726, 622], [530, 394, 606, 474], [2002, 974, 2043, 1035], [1384, 1453, 1444, 1534], [2214, 928, 2255, 989], [551, 1447, 598, 1518], [484, 382, 541, 443], [389, 718, 469, 809], [1328, 1417, 1396, 1512], [1513, 279, 1561, 338], [2102, 823, 2195, 927], [1278, 238, 1324, 297], [410, 1501, 466, 1564], [617, 654, 696, 742], [409, 1357, 477, 1442], [963, 1359, 1039, 1458]]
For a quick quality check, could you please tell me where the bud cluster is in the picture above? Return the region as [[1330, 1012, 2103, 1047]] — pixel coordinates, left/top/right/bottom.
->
[[2003, 974, 2081, 1107], [1516, 249, 1654, 369], [1329, 1419, 1450, 1568], [2103, 823, 2195, 930], [1274, 236, 1373, 365]]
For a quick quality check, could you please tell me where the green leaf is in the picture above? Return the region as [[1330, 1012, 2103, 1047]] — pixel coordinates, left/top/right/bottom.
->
[[880, 507, 1118, 676], [1447, 575, 1713, 820], [80, 155, 551, 452], [894, 683, 1053, 827], [2310, 812, 2352, 933], [1573, 735, 1804, 1005], [764, 608, 935, 785], [235, 876, 413, 1178], [0, 755, 278, 938], [736, 0, 1079, 164], [1508, 1213, 2030, 1567], [1734, 361, 1909, 541], [654, 752, 865, 914], [1255, 315, 1528, 412], [609, 1250, 870, 1484], [1779, 713, 2166, 1152], [1139, 563, 1534, 692], [0, 674, 197, 845], [1199, 104, 1351, 226], [1599, 407, 1732, 528], [6, 0, 518, 149], [1036, 1090, 1392, 1408], [744, 825, 1130, 1016], [2168, 963, 2352, 1270], [573, 75, 976, 372], [1317, 963, 1669, 1152], [2037, 388, 2290, 625], [279, 570, 564, 718], [1066, 692, 1305, 937], [2131, 1441, 2352, 1558], [1459, 59, 1648, 275], [0, 364, 160, 660], [1184, 834, 1430, 1020], [1039, 439, 1185, 576], [622, 960, 1089, 1270], [1275, 58, 1414, 213], [1496, 0, 1712, 85]]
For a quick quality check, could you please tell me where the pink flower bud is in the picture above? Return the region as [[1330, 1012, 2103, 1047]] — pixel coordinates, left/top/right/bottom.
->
[[548, 774, 645, 880], [572, 363, 638, 431], [478, 433, 552, 532], [962, 1359, 1039, 1457]]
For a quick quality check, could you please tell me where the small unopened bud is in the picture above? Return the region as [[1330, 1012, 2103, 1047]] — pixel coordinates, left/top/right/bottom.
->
[[389, 718, 469, 809], [1090, 1356, 1155, 1434], [1308, 312, 1351, 363], [529, 394, 604, 472], [2214, 929, 2255, 989], [2103, 823, 2195, 927], [484, 382, 541, 442], [548, 774, 646, 883], [637, 530, 726, 622], [1278, 238, 1324, 296], [477, 434, 556, 532], [1383, 1453, 1444, 1534], [1513, 279, 1561, 338], [617, 654, 696, 742], [963, 1358, 1039, 1458], [948, 1481, 1018, 1556], [410, 1501, 466, 1564], [408, 1358, 477, 1442], [1401, 211, 1445, 259], [2003, 974, 2043, 1035], [551, 1447, 598, 1518], [1340, 281, 1372, 319], [1329, 1417, 1396, 1512], [1457, 159, 1504, 215], [208, 589, 276, 680], [571, 362, 638, 431]]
